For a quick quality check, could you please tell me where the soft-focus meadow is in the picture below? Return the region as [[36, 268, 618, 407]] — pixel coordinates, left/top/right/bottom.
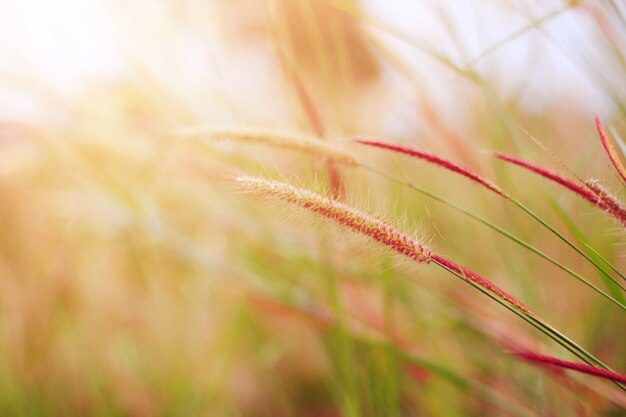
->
[[1, 1, 626, 415]]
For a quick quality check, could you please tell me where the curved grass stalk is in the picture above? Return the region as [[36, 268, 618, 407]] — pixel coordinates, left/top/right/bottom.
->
[[236, 175, 624, 391], [493, 152, 626, 230], [182, 126, 626, 304], [179, 127, 358, 166], [358, 163, 626, 311], [491, 151, 626, 284], [513, 350, 626, 384], [511, 197, 626, 291], [237, 175, 532, 312], [357, 139, 508, 198], [356, 140, 626, 292], [544, 195, 626, 303], [584, 242, 625, 282], [463, 3, 577, 69], [596, 117, 626, 186], [251, 295, 536, 416], [434, 258, 625, 392]]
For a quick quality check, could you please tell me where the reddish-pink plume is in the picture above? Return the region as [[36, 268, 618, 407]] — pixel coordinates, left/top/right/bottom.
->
[[494, 152, 626, 227], [513, 350, 626, 384], [596, 117, 626, 185], [585, 180, 626, 228], [356, 139, 509, 199], [238, 176, 538, 318], [493, 152, 600, 204], [431, 255, 534, 316]]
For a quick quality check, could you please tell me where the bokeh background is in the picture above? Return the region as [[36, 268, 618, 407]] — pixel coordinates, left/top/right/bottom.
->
[[0, 1, 625, 416]]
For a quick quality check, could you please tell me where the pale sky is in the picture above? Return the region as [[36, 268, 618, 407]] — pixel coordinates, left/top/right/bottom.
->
[[0, 1, 621, 122]]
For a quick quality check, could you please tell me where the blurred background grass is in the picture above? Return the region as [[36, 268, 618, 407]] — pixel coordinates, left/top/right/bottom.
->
[[0, 0, 625, 415]]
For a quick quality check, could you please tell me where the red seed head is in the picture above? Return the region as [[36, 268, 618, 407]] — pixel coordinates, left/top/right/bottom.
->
[[585, 179, 626, 228], [596, 117, 626, 185], [237, 176, 538, 320], [431, 255, 534, 316], [236, 175, 432, 264], [512, 350, 626, 384], [493, 152, 600, 204], [356, 139, 510, 199], [494, 152, 626, 227]]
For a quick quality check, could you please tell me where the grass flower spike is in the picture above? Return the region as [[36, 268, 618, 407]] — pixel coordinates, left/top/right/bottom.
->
[[513, 350, 626, 384], [236, 175, 533, 315], [596, 117, 626, 185], [180, 127, 359, 166], [586, 180, 626, 228], [356, 139, 510, 198], [492, 152, 600, 204], [236, 175, 431, 263], [5, 2, 626, 414], [494, 152, 626, 228]]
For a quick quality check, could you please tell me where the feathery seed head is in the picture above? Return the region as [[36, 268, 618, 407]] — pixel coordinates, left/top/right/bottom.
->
[[357, 139, 510, 199], [495, 152, 626, 228], [596, 117, 626, 185], [180, 127, 359, 166], [235, 175, 432, 263], [236, 176, 535, 317], [585, 179, 626, 228], [493, 152, 600, 204]]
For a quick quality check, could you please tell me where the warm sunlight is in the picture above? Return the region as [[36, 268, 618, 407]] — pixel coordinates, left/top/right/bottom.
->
[[0, 1, 625, 415]]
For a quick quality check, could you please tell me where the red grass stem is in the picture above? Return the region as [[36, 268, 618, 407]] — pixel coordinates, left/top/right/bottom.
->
[[513, 350, 626, 384]]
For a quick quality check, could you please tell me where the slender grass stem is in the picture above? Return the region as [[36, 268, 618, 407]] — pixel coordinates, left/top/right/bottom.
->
[[356, 139, 626, 293], [238, 174, 626, 394], [511, 198, 626, 293], [359, 163, 626, 311], [584, 242, 626, 282], [433, 259, 626, 392]]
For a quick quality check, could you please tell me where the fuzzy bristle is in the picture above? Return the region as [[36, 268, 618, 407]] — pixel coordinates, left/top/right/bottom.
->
[[356, 139, 509, 198], [493, 152, 600, 203], [235, 175, 432, 263], [494, 152, 626, 227], [237, 175, 536, 316], [596, 117, 626, 185], [586, 179, 626, 228], [180, 127, 359, 166]]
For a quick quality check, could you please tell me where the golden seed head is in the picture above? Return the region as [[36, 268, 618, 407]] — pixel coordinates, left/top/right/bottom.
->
[[180, 127, 359, 166]]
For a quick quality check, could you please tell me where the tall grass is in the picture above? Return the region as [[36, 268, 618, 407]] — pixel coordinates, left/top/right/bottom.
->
[[1, 1, 625, 416]]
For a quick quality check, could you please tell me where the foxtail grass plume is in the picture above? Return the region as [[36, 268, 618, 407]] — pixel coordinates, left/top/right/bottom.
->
[[494, 152, 626, 227], [236, 175, 533, 315], [430, 255, 533, 316], [493, 152, 601, 203], [596, 117, 626, 185], [180, 127, 359, 166], [513, 350, 626, 384], [356, 139, 510, 198], [586, 179, 626, 228], [235, 175, 431, 263]]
